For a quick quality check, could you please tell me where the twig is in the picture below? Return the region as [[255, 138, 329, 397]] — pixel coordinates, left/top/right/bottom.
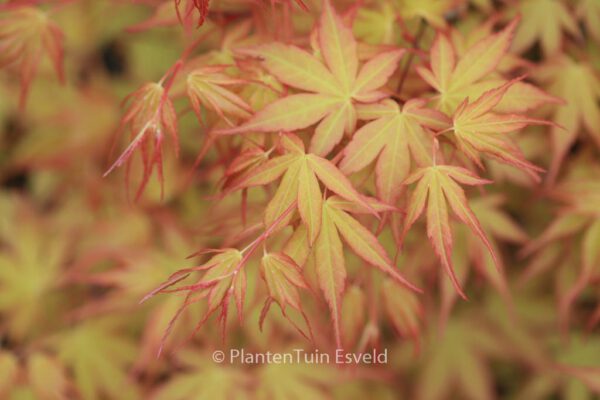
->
[[396, 19, 427, 96]]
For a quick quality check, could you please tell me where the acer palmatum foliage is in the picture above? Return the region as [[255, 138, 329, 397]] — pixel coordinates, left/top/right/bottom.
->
[[2, 0, 600, 398], [120, 0, 566, 349]]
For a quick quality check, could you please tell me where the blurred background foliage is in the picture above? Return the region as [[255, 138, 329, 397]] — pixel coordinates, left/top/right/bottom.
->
[[0, 0, 599, 399]]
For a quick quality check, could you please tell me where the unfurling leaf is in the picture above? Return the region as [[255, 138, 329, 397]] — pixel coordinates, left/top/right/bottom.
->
[[186, 65, 252, 126], [105, 82, 179, 198]]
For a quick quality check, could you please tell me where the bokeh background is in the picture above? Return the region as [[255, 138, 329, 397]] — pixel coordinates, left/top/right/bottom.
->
[[1, 0, 600, 399]]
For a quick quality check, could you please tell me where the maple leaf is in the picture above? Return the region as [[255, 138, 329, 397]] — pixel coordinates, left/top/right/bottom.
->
[[27, 353, 70, 400], [394, 0, 456, 28], [0, 352, 70, 399], [534, 55, 600, 178], [417, 20, 518, 112], [510, 0, 580, 56], [0, 6, 64, 109], [381, 279, 424, 348], [340, 98, 450, 204], [259, 252, 312, 339], [402, 165, 498, 298], [104, 81, 179, 199], [417, 20, 561, 115], [340, 285, 366, 349], [76, 225, 206, 366], [218, 0, 404, 156], [0, 208, 67, 340], [229, 134, 375, 244], [470, 195, 529, 244], [414, 315, 505, 400], [488, 291, 600, 398], [353, 2, 400, 45], [315, 197, 421, 348], [143, 249, 246, 347], [439, 195, 525, 324], [521, 171, 600, 329], [152, 350, 250, 400], [449, 80, 550, 180], [186, 65, 252, 126], [55, 321, 139, 400], [256, 362, 337, 400]]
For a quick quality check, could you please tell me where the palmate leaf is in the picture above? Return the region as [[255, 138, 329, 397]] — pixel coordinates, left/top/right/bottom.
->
[[55, 321, 139, 400], [450, 80, 550, 180], [218, 0, 404, 156], [417, 19, 561, 115], [256, 362, 337, 400], [0, 352, 70, 400], [414, 314, 505, 400], [0, 5, 64, 108], [381, 279, 424, 347], [260, 252, 311, 337], [104, 81, 179, 198], [315, 197, 421, 348], [439, 195, 526, 322], [510, 0, 580, 56], [417, 19, 518, 113], [494, 294, 600, 400], [341, 98, 449, 204], [535, 55, 600, 177], [403, 165, 498, 298], [139, 247, 251, 354], [186, 65, 252, 126], [340, 285, 366, 349], [521, 172, 600, 329], [314, 200, 347, 349], [229, 134, 374, 244], [394, 0, 456, 28], [0, 207, 67, 340], [151, 350, 250, 400]]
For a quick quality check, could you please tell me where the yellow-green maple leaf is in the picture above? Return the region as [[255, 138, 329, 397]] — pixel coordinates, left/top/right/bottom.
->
[[229, 134, 374, 244], [510, 0, 580, 56], [403, 165, 498, 298], [218, 0, 404, 156], [315, 196, 420, 347], [341, 98, 449, 204]]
